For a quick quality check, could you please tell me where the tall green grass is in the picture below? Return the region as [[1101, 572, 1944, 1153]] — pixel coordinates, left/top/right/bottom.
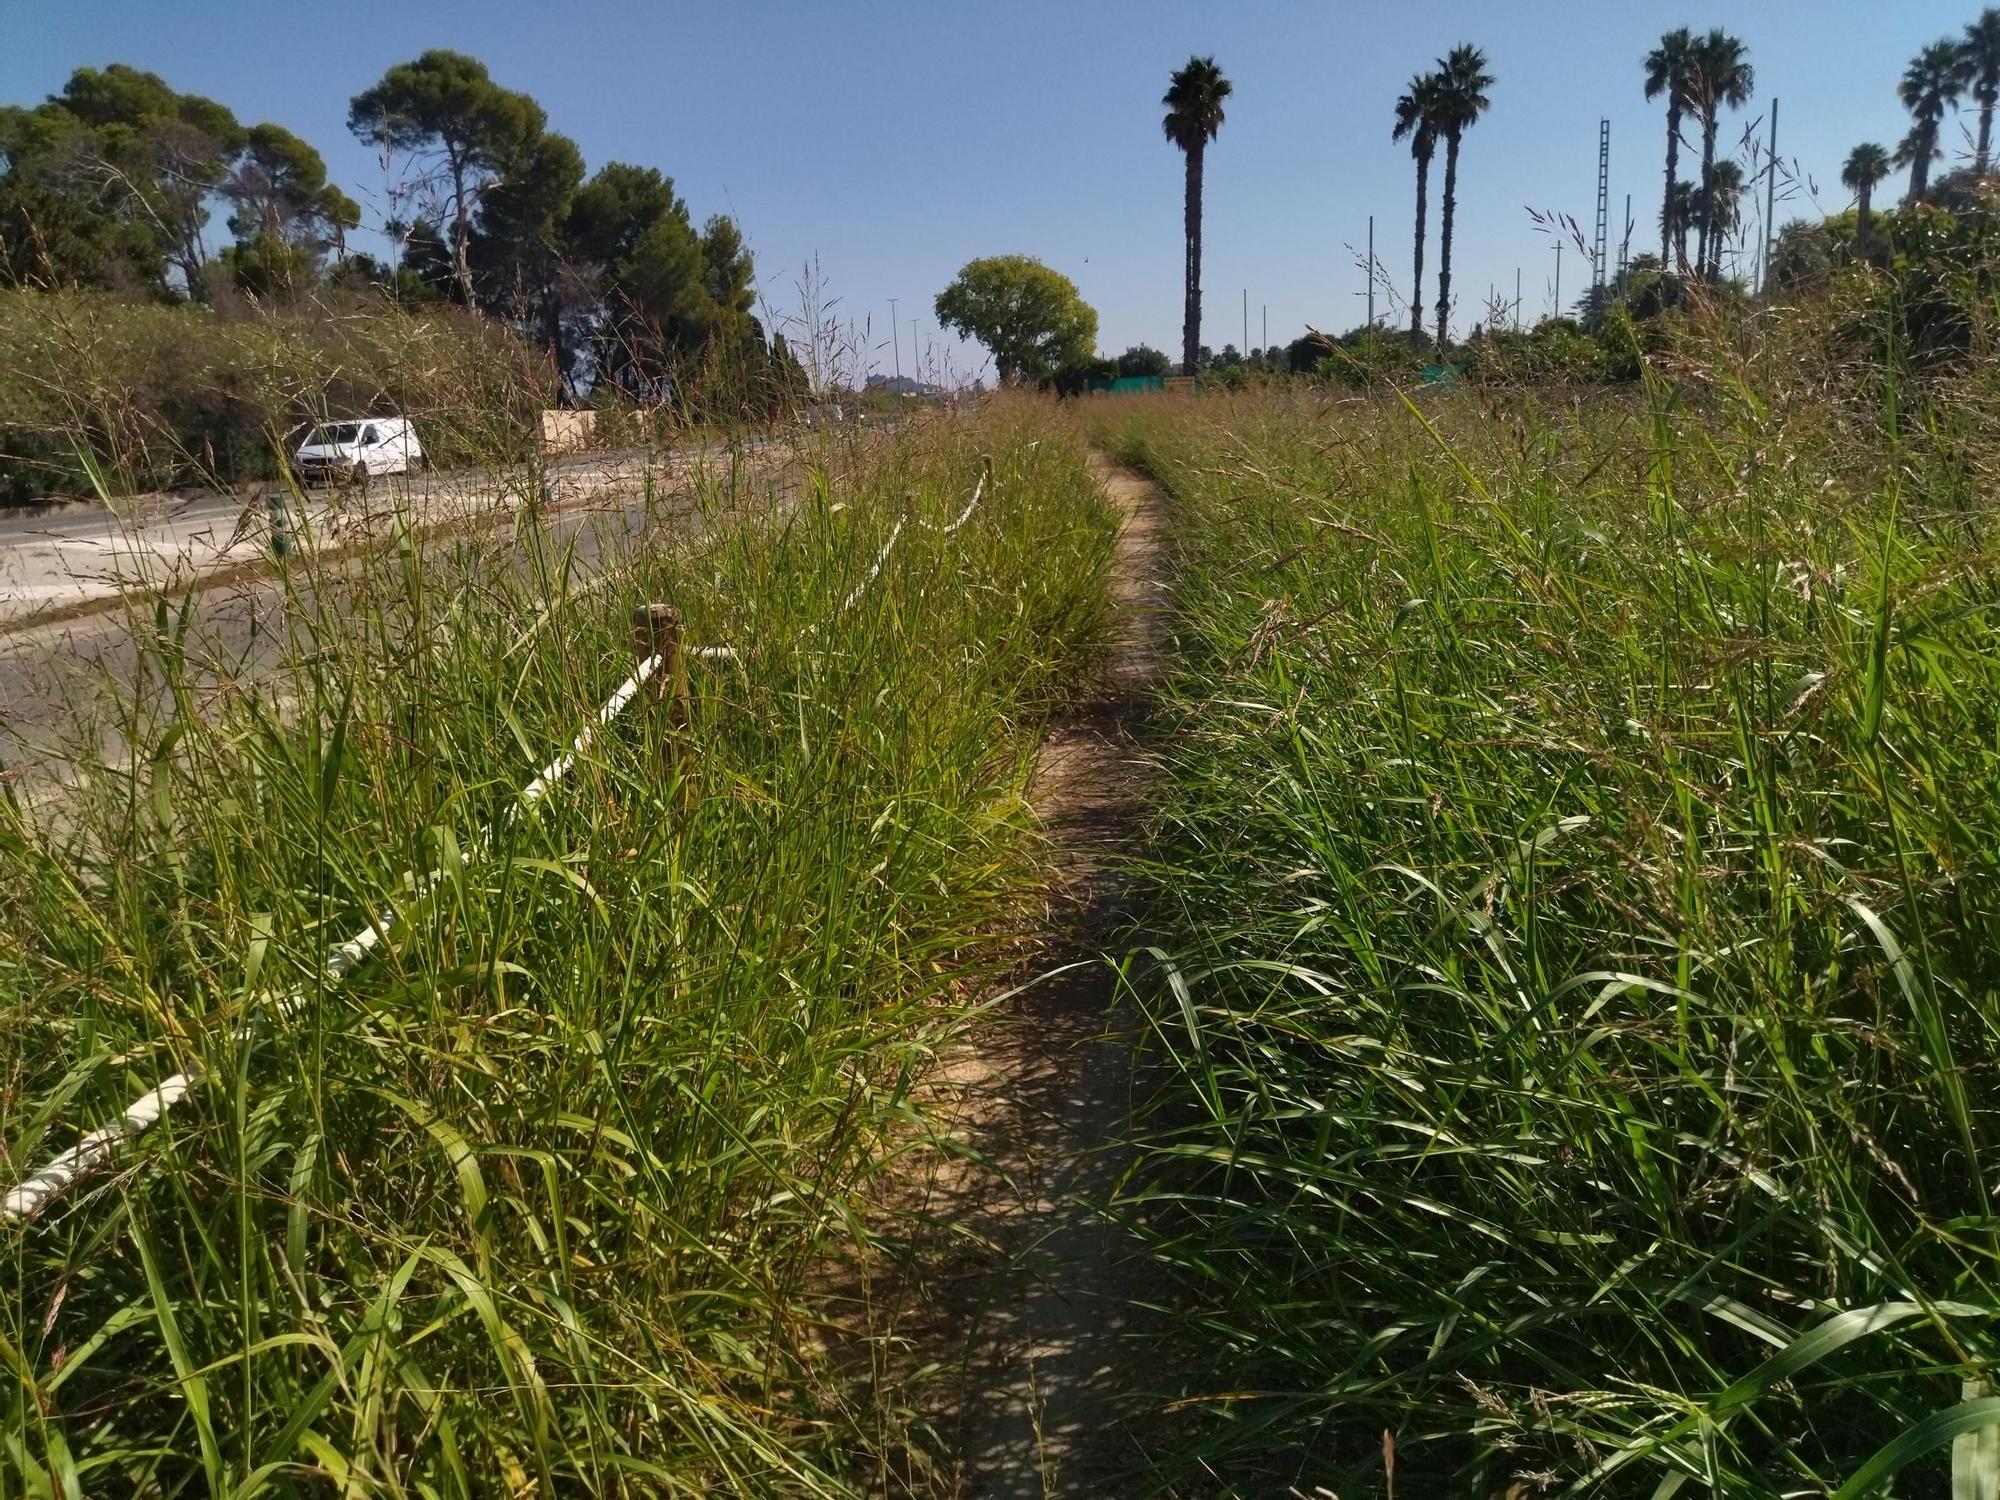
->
[[1097, 373, 2000, 1496], [0, 406, 1115, 1494]]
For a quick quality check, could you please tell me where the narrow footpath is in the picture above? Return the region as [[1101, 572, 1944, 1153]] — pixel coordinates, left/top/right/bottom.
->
[[920, 455, 1171, 1497]]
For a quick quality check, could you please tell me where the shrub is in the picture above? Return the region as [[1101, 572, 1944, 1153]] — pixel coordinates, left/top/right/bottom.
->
[[0, 287, 550, 503]]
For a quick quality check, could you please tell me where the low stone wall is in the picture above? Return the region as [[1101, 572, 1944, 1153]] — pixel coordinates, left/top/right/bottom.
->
[[539, 409, 597, 454]]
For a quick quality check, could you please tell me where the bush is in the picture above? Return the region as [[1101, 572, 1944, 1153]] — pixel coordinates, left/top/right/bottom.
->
[[1461, 318, 1613, 384], [0, 287, 551, 503], [1313, 328, 1430, 388]]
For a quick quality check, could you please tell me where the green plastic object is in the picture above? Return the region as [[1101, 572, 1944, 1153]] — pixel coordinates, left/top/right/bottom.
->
[[266, 493, 291, 558]]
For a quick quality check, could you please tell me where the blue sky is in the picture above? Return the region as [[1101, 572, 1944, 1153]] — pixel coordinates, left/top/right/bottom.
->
[[2, 1, 1982, 383]]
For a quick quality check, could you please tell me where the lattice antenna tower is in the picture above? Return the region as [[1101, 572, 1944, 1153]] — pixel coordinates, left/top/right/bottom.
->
[[1594, 118, 1611, 288]]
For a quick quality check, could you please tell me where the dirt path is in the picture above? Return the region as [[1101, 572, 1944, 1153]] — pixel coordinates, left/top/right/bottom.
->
[[916, 454, 1170, 1496]]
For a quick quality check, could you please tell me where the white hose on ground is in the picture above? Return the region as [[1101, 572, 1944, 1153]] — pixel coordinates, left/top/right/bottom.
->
[[7, 459, 989, 1222], [2, 652, 665, 1224]]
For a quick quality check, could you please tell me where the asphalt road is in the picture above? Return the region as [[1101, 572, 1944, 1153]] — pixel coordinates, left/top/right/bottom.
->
[[0, 442, 779, 796], [0, 447, 651, 551]]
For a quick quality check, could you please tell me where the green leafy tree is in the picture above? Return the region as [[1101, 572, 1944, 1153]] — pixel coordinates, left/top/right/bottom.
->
[[567, 163, 712, 399], [0, 70, 365, 300], [1899, 39, 1967, 202], [1687, 31, 1754, 282], [0, 102, 165, 289], [1284, 332, 1330, 373], [348, 50, 546, 306], [1162, 56, 1231, 376], [614, 212, 707, 387], [699, 214, 757, 345], [1432, 45, 1494, 344], [693, 215, 762, 417], [1644, 28, 1699, 270], [1768, 219, 1836, 288], [1116, 343, 1172, 377], [768, 330, 810, 408], [222, 123, 358, 251], [1842, 142, 1892, 251], [217, 123, 359, 297], [1392, 72, 1448, 344], [471, 127, 584, 380], [390, 216, 456, 303], [933, 255, 1097, 384], [32, 65, 247, 299], [219, 233, 318, 298], [1965, 9, 2000, 174], [566, 162, 680, 269]]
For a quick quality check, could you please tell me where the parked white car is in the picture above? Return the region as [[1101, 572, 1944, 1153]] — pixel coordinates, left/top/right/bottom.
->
[[293, 417, 425, 483]]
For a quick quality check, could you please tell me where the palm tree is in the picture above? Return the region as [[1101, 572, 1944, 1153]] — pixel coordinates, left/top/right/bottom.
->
[[1699, 160, 1746, 279], [1900, 40, 1968, 203], [1687, 30, 1754, 282], [1669, 181, 1700, 271], [1842, 142, 1892, 251], [1163, 56, 1231, 377], [1431, 44, 1495, 346], [1965, 9, 2000, 174], [1643, 29, 1700, 270], [1391, 72, 1446, 345], [1894, 128, 1941, 206]]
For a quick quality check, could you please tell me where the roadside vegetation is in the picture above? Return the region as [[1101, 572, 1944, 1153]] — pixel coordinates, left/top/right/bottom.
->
[[1, 55, 813, 505], [19, 7, 2000, 1496], [1089, 274, 2000, 1492], [0, 410, 1115, 1494]]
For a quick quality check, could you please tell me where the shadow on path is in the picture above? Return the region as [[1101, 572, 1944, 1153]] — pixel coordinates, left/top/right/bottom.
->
[[918, 457, 1173, 1497]]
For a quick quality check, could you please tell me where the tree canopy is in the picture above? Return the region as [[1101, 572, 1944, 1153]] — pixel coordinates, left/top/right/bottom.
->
[[0, 64, 253, 297], [933, 256, 1097, 385], [348, 50, 549, 305], [1117, 344, 1173, 377]]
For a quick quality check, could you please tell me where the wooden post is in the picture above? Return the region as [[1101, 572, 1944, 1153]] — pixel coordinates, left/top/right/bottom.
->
[[631, 603, 690, 729], [632, 604, 696, 804], [632, 603, 694, 805]]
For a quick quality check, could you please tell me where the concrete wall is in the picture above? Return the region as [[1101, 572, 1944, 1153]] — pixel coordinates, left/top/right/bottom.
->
[[539, 409, 597, 455]]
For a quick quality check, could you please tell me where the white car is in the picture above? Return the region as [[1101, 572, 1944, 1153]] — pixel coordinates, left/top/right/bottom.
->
[[293, 417, 425, 484]]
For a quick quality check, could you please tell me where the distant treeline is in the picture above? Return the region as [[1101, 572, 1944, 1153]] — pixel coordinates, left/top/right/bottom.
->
[[0, 54, 810, 417]]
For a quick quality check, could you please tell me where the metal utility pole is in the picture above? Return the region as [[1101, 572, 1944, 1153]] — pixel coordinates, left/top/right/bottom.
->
[[1761, 97, 1780, 294], [887, 298, 900, 380], [1367, 215, 1376, 327], [911, 320, 922, 380], [1594, 119, 1611, 293]]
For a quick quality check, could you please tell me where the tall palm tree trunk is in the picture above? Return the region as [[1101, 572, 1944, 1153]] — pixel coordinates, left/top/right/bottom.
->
[[1662, 102, 1682, 267], [1436, 132, 1461, 345], [1858, 184, 1874, 253], [1182, 145, 1202, 375], [1981, 97, 1995, 176], [1410, 152, 1429, 345], [1695, 116, 1718, 282]]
